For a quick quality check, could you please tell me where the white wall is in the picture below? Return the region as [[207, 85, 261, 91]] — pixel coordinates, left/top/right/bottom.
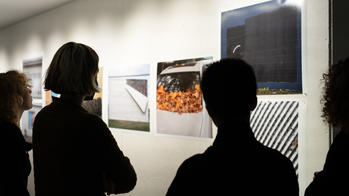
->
[[302, 0, 330, 191], [0, 0, 329, 195]]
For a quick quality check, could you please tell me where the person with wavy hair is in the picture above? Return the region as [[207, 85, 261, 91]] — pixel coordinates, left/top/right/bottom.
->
[[0, 70, 33, 196], [305, 58, 349, 195], [32, 42, 136, 196]]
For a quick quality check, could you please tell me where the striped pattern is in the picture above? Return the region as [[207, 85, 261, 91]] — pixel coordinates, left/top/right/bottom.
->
[[250, 100, 299, 174]]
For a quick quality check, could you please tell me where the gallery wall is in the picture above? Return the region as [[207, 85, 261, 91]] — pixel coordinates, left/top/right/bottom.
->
[[0, 0, 329, 195]]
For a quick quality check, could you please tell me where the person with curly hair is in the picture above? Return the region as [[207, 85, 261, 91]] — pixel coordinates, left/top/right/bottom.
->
[[305, 58, 349, 195], [0, 70, 33, 196]]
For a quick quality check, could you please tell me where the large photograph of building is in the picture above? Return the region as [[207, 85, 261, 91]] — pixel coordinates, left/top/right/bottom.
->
[[222, 1, 302, 94]]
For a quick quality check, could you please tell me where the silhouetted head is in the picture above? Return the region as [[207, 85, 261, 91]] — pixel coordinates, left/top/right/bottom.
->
[[0, 70, 33, 124], [322, 58, 349, 128], [200, 58, 257, 127], [44, 42, 99, 96]]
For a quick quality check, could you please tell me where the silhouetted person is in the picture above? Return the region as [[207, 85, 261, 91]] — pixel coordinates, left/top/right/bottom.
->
[[166, 58, 299, 196], [33, 42, 136, 196], [305, 58, 349, 196], [0, 71, 33, 196]]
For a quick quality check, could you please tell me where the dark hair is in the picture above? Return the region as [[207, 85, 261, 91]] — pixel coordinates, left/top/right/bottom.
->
[[0, 70, 30, 123], [200, 58, 257, 115], [322, 58, 349, 127], [44, 42, 99, 95]]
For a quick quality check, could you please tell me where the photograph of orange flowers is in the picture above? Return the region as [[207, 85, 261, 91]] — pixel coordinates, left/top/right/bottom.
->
[[157, 57, 212, 138]]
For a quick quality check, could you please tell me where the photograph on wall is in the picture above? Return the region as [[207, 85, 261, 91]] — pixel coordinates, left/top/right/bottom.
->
[[22, 57, 43, 143], [250, 99, 299, 174], [108, 64, 150, 132], [23, 58, 42, 99], [157, 57, 212, 138], [221, 0, 302, 94], [21, 104, 42, 143]]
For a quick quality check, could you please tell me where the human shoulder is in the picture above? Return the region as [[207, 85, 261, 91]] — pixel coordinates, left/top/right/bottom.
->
[[255, 144, 296, 177], [182, 153, 205, 165], [332, 129, 349, 149], [83, 112, 106, 127], [168, 153, 207, 192], [0, 121, 24, 149], [258, 144, 288, 161], [34, 104, 49, 119], [259, 143, 291, 163], [0, 121, 19, 130], [34, 102, 61, 120], [0, 121, 20, 138], [177, 150, 211, 175], [257, 144, 299, 195]]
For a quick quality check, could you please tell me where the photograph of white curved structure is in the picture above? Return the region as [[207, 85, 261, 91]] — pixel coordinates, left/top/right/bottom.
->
[[108, 64, 150, 132]]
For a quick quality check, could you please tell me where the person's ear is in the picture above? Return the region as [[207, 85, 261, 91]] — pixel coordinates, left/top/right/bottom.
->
[[16, 95, 24, 106], [205, 103, 222, 127]]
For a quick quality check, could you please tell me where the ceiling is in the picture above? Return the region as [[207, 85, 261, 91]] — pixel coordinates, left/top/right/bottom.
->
[[0, 0, 73, 30]]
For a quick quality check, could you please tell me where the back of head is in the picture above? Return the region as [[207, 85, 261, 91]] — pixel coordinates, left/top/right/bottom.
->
[[322, 58, 349, 128], [44, 42, 99, 95], [0, 71, 29, 123], [201, 58, 257, 119]]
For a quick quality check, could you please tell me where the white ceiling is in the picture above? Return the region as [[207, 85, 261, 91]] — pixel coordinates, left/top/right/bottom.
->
[[0, 0, 73, 30]]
